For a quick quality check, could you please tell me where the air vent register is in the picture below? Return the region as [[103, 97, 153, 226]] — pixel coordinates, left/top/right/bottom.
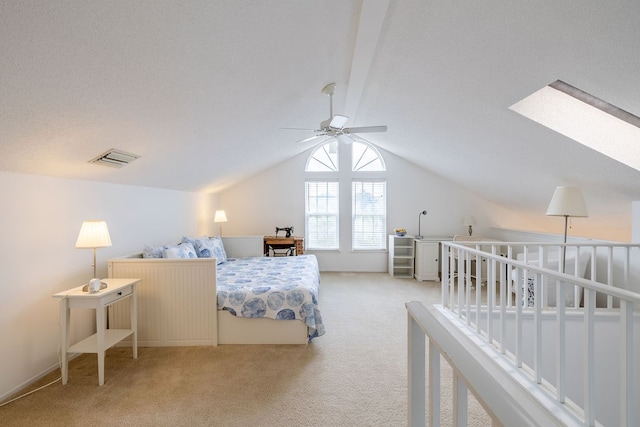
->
[[90, 149, 140, 168]]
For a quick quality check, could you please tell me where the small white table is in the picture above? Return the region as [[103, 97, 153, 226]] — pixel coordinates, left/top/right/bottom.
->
[[53, 278, 139, 386]]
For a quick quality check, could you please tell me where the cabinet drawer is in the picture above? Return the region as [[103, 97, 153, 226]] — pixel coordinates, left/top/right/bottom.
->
[[103, 286, 132, 305]]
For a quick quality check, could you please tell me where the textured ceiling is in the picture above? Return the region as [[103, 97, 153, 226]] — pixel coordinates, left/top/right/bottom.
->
[[2, 1, 640, 240]]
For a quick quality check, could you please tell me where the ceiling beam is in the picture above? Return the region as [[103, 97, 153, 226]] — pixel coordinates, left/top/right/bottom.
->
[[343, 0, 390, 123]]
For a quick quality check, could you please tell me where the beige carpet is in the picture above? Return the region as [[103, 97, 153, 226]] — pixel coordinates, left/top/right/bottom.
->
[[0, 272, 491, 426]]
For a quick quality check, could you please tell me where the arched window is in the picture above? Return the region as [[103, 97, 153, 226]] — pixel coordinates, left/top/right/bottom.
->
[[305, 137, 386, 251], [305, 140, 338, 172], [352, 140, 385, 172]]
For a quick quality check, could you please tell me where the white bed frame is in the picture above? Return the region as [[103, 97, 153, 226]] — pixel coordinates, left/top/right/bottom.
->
[[107, 236, 308, 346]]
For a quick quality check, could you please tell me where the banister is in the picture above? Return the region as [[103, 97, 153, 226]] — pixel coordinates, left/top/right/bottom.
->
[[434, 240, 639, 426], [406, 301, 581, 426]]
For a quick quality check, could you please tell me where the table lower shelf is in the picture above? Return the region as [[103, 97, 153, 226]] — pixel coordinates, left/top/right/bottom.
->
[[68, 329, 134, 354]]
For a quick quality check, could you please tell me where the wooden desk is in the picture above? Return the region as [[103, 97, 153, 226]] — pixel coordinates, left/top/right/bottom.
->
[[263, 236, 304, 256]]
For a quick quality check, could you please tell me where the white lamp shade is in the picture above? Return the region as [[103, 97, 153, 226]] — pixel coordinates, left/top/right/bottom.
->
[[75, 221, 112, 248], [462, 215, 476, 226], [546, 186, 588, 217], [214, 210, 228, 223]]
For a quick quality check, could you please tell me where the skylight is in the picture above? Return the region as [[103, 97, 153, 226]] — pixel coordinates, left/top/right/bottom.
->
[[509, 80, 640, 171]]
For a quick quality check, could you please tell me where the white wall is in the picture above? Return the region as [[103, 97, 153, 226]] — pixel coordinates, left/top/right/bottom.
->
[[0, 171, 211, 400], [216, 145, 509, 271], [633, 201, 640, 243]]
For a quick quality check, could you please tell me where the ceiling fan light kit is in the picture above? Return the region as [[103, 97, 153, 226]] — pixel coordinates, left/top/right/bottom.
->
[[286, 83, 387, 145]]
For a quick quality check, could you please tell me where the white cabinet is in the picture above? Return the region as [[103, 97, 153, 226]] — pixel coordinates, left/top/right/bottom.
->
[[388, 235, 415, 278], [415, 237, 451, 281], [415, 239, 440, 281]]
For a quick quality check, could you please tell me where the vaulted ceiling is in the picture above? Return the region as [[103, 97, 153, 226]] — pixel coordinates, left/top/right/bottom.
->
[[2, 1, 640, 240]]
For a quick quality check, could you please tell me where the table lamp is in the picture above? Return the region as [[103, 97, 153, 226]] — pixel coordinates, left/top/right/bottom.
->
[[416, 210, 428, 239], [462, 215, 476, 236], [75, 220, 112, 291], [214, 210, 228, 236]]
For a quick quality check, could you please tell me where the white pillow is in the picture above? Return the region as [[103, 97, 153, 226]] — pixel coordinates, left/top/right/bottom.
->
[[143, 244, 164, 258]]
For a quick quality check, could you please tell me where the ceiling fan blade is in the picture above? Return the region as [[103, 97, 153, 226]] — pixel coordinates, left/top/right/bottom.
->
[[280, 127, 319, 131], [343, 125, 387, 134], [329, 115, 349, 129]]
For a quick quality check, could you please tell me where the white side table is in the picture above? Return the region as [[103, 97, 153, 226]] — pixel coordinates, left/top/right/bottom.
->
[[53, 278, 139, 385]]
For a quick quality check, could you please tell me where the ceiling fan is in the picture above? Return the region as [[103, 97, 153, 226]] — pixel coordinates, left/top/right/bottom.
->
[[283, 83, 387, 144]]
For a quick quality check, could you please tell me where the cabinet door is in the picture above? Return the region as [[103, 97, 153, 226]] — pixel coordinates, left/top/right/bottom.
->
[[415, 241, 439, 281]]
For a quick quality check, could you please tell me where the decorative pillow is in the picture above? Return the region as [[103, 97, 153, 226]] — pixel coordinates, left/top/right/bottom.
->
[[181, 236, 210, 258], [182, 236, 227, 264], [181, 236, 197, 249], [143, 244, 165, 258], [209, 236, 227, 264], [191, 237, 216, 258], [163, 242, 197, 259]]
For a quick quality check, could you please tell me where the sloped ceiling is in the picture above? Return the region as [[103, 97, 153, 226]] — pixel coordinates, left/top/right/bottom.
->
[[1, 1, 640, 240]]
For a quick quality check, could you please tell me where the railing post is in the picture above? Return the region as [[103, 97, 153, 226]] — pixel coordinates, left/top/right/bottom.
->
[[442, 245, 450, 307], [408, 312, 426, 427], [584, 288, 595, 426], [620, 300, 633, 426], [534, 272, 542, 384], [607, 246, 614, 308], [556, 279, 566, 403], [453, 372, 468, 427], [429, 341, 441, 427]]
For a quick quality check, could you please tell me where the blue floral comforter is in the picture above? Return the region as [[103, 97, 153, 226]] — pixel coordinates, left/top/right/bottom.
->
[[216, 255, 325, 340]]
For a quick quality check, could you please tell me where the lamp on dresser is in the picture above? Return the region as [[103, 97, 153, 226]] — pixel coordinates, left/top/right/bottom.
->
[[462, 215, 476, 236]]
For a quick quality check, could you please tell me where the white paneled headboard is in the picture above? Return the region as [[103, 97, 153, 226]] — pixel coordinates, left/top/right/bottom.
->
[[221, 236, 263, 258]]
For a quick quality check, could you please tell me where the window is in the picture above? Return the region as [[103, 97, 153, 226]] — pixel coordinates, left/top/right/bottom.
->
[[306, 140, 338, 171], [305, 138, 386, 251], [352, 180, 386, 249], [305, 181, 339, 249], [510, 80, 640, 172], [352, 141, 385, 171]]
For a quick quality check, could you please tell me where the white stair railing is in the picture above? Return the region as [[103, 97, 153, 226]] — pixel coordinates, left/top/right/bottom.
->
[[407, 241, 640, 426], [407, 301, 581, 426]]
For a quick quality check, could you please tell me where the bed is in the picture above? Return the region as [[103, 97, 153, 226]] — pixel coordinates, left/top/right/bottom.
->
[[107, 236, 323, 346]]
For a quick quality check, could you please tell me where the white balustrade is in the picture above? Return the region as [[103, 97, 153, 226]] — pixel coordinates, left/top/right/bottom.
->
[[408, 240, 640, 426]]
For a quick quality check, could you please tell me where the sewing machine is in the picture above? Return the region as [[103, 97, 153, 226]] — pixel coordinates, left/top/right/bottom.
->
[[264, 227, 304, 256], [275, 226, 294, 238]]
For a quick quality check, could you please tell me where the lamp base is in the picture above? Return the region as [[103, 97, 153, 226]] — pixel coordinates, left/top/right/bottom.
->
[[415, 235, 423, 240], [82, 279, 108, 293]]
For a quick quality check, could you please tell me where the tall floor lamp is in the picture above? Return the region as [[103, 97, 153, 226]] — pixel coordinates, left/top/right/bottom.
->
[[545, 186, 588, 272]]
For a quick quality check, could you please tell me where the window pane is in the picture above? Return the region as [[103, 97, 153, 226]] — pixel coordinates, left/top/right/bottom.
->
[[306, 181, 339, 249], [352, 181, 386, 250], [352, 141, 385, 171], [306, 141, 338, 171]]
